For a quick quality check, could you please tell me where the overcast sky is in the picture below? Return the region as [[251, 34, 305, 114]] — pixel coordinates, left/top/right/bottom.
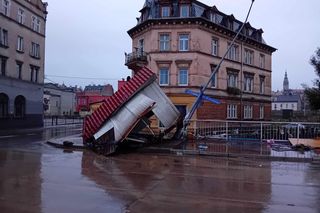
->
[[45, 0, 320, 91]]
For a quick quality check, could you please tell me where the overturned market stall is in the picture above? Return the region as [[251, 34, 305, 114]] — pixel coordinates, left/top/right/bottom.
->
[[83, 67, 180, 155]]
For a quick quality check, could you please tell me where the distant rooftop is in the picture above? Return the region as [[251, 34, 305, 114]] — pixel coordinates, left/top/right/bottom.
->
[[274, 94, 301, 103], [44, 83, 77, 92], [84, 84, 114, 96]]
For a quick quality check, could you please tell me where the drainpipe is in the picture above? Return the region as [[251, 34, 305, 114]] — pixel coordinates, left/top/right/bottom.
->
[[240, 42, 244, 121]]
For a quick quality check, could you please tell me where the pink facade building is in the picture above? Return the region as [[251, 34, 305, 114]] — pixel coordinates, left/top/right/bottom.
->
[[126, 0, 276, 122]]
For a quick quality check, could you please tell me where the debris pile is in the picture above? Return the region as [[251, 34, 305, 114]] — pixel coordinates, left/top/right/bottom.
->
[[83, 67, 180, 155]]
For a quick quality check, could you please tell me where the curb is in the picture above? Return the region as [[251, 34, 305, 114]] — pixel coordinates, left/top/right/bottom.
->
[[139, 147, 315, 163], [46, 141, 86, 150]]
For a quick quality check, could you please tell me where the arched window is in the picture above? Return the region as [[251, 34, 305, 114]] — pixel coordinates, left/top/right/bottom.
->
[[0, 93, 9, 118], [14, 95, 26, 118]]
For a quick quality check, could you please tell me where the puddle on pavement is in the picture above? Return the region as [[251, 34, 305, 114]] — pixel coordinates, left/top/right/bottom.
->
[[0, 144, 319, 212]]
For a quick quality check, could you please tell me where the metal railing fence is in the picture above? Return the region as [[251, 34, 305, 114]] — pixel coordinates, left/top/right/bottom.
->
[[44, 116, 83, 127], [189, 120, 320, 142]]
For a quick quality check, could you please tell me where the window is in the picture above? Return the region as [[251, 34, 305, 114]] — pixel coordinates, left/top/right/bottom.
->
[[233, 22, 240, 31], [227, 72, 238, 88], [2, 0, 10, 16], [14, 95, 26, 117], [227, 104, 237, 119], [180, 5, 189, 17], [17, 36, 24, 52], [259, 106, 264, 119], [179, 34, 189, 51], [244, 105, 253, 119], [0, 56, 6, 76], [0, 93, 9, 118], [31, 16, 41, 32], [159, 68, 169, 85], [259, 77, 265, 94], [0, 28, 8, 47], [244, 74, 254, 92], [31, 42, 40, 58], [227, 43, 238, 61], [212, 38, 218, 56], [210, 13, 223, 24], [16, 62, 22, 79], [17, 8, 25, 24], [211, 65, 217, 88], [137, 39, 144, 56], [228, 21, 234, 31], [259, 54, 265, 68], [244, 49, 254, 65], [178, 68, 188, 86], [30, 65, 39, 83], [159, 34, 170, 51], [161, 6, 170, 17], [138, 39, 144, 52]]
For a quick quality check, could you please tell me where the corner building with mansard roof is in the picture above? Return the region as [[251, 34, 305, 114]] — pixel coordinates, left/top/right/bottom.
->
[[125, 0, 276, 124]]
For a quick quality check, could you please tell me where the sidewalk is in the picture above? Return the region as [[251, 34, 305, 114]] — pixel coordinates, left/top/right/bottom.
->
[[0, 127, 44, 136], [46, 135, 320, 162], [0, 123, 82, 136], [47, 134, 85, 149]]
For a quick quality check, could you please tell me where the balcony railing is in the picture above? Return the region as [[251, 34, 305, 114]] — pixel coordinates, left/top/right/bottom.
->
[[125, 51, 148, 67]]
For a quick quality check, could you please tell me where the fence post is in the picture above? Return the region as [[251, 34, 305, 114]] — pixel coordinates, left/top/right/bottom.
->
[[226, 121, 228, 141], [260, 122, 263, 142], [193, 120, 196, 138], [297, 124, 300, 143]]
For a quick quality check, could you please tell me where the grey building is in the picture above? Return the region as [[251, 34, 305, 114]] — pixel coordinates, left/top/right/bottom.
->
[[272, 94, 302, 111], [272, 72, 306, 112], [44, 83, 76, 116], [0, 0, 47, 129]]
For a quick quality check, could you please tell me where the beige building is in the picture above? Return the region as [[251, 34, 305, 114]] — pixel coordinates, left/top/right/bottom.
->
[[0, 0, 48, 129], [126, 0, 276, 122]]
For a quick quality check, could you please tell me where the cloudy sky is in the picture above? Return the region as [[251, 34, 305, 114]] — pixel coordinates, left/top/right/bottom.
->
[[45, 0, 320, 91]]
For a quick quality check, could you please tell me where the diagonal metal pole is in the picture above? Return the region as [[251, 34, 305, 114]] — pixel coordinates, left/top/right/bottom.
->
[[182, 0, 256, 138]]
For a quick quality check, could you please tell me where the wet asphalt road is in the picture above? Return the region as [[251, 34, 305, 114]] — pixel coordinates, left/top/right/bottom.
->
[[0, 125, 320, 213]]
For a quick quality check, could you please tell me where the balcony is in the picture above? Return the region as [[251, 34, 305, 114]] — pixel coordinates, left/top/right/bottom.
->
[[227, 87, 241, 95], [125, 51, 148, 71]]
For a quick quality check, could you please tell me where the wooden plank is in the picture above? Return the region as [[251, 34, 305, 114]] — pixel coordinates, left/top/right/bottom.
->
[[289, 138, 320, 148]]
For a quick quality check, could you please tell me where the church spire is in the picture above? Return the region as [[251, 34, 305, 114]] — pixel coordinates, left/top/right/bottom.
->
[[283, 71, 289, 91]]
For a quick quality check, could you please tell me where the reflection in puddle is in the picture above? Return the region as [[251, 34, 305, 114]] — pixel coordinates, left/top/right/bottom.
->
[[0, 143, 319, 212]]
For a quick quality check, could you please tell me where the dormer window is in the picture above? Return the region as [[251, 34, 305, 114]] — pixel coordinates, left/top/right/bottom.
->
[[229, 21, 234, 30], [180, 5, 189, 17], [211, 13, 223, 24], [233, 22, 240, 31], [210, 13, 216, 22], [161, 6, 170, 17]]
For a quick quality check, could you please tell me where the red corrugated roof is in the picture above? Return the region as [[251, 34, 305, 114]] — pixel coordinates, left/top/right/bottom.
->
[[83, 67, 156, 142]]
